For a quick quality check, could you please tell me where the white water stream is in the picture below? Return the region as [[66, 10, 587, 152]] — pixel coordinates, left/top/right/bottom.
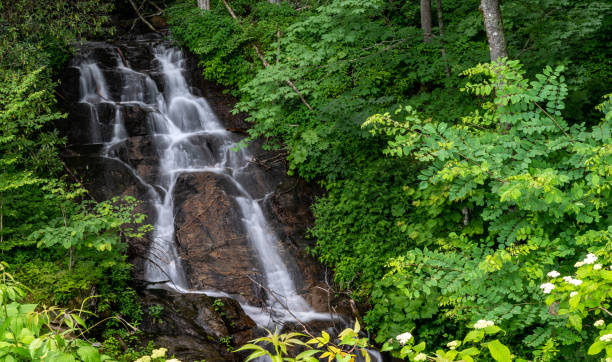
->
[[76, 43, 332, 327]]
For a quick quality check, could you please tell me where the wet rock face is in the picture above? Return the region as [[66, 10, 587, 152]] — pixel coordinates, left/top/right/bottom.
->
[[172, 171, 264, 305], [57, 34, 345, 359], [122, 104, 153, 137], [139, 288, 255, 362]]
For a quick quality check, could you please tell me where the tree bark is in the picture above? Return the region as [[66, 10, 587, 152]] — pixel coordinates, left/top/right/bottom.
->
[[420, 0, 433, 42], [435, 0, 451, 77], [480, 0, 508, 61], [268, 0, 281, 4], [197, 0, 210, 10]]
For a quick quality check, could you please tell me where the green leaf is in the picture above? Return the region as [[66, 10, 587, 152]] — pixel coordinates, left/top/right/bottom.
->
[[413, 342, 426, 353], [460, 347, 480, 356], [568, 314, 582, 331], [484, 325, 502, 335], [487, 340, 512, 362], [587, 341, 605, 355], [464, 330, 484, 343], [77, 346, 101, 362], [295, 349, 321, 359], [244, 350, 269, 362]]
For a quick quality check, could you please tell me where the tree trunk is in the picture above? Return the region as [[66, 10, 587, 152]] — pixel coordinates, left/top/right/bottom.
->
[[435, 0, 451, 77], [268, 0, 281, 4], [197, 0, 210, 10], [480, 0, 508, 61], [420, 0, 433, 42]]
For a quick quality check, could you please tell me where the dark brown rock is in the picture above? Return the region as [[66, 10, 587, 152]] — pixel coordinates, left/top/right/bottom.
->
[[173, 172, 264, 305], [122, 104, 153, 137], [151, 16, 168, 30], [139, 288, 256, 361], [56, 102, 117, 145], [106, 136, 160, 185]]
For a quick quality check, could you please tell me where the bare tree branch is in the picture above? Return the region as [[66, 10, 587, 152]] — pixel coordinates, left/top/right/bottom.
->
[[221, 0, 313, 111]]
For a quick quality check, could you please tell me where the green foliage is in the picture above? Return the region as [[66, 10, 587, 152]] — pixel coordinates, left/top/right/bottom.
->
[[236, 321, 372, 362], [310, 158, 420, 297], [168, 0, 611, 359], [543, 252, 612, 359], [148, 305, 164, 325], [31, 195, 151, 253], [362, 60, 611, 357], [166, 1, 257, 91], [0, 262, 114, 361], [383, 321, 520, 362], [0, 0, 145, 347], [0, 0, 113, 70]]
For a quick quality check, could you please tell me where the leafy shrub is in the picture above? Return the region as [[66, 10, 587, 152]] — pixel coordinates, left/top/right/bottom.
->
[[362, 60, 611, 357], [0, 262, 113, 361]]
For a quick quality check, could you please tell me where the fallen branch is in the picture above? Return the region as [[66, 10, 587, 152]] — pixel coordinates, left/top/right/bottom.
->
[[221, 0, 313, 111], [128, 0, 158, 32]]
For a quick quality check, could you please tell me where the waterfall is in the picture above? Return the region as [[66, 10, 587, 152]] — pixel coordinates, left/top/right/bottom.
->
[[75, 42, 330, 327]]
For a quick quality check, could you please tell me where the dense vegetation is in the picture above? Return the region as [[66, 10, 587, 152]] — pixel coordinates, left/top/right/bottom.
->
[[166, 0, 611, 360], [0, 1, 172, 360], [1, 0, 611, 360]]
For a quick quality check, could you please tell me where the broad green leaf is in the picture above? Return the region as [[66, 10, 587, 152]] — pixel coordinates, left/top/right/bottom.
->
[[77, 346, 101, 362], [487, 340, 511, 362], [587, 341, 605, 355]]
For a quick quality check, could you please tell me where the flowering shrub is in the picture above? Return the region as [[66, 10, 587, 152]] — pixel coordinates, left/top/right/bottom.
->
[[239, 320, 519, 362], [134, 347, 181, 362], [362, 61, 611, 358], [377, 319, 520, 362], [543, 252, 612, 359]]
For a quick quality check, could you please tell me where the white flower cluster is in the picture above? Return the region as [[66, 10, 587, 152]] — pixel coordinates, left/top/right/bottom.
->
[[562, 276, 583, 286], [151, 348, 167, 359], [447, 340, 460, 350], [396, 332, 413, 345], [600, 334, 612, 342], [594, 319, 604, 327], [414, 353, 427, 361], [473, 320, 495, 329], [540, 282, 555, 294], [575, 253, 597, 267], [547, 270, 560, 278], [594, 264, 602, 270], [570, 292, 578, 297]]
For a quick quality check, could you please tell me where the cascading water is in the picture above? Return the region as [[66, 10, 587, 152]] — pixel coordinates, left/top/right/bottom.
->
[[75, 41, 331, 327]]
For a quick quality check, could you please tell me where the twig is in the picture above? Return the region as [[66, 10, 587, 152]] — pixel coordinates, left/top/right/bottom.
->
[[534, 102, 574, 143], [246, 275, 312, 334], [435, 0, 451, 78], [61, 160, 95, 201], [128, 0, 159, 32], [149, 0, 164, 12], [115, 47, 128, 66], [599, 306, 612, 317], [221, 0, 313, 111]]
